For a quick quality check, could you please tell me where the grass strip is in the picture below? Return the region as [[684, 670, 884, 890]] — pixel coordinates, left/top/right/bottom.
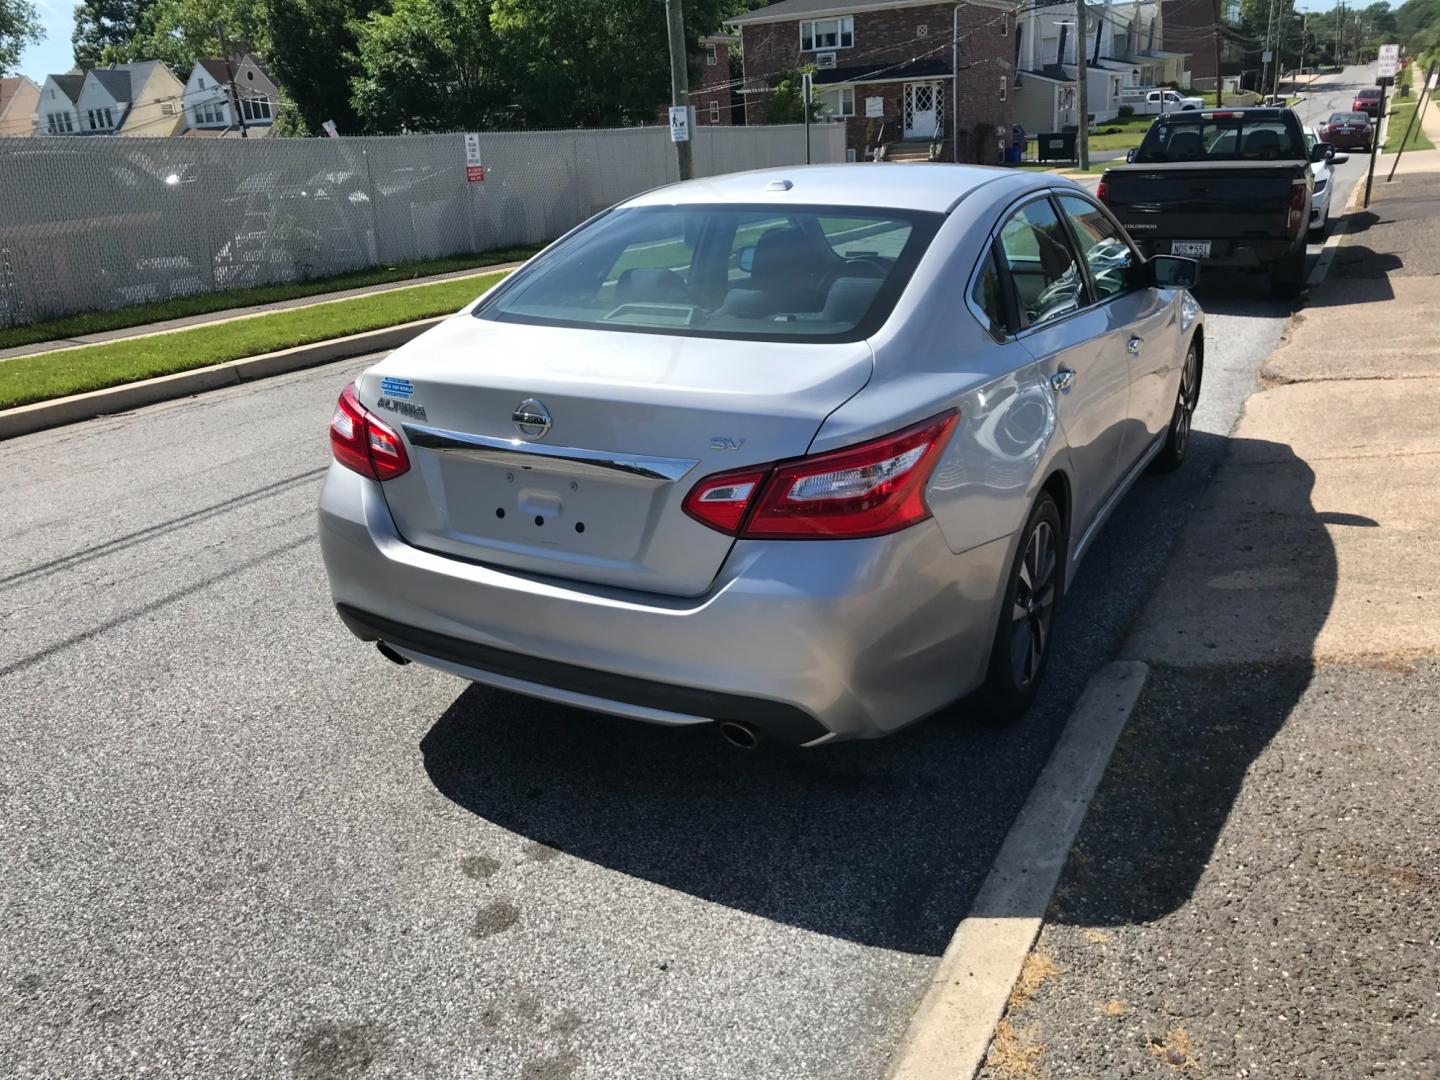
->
[[1384, 98, 1435, 154], [0, 246, 540, 352], [0, 272, 509, 410]]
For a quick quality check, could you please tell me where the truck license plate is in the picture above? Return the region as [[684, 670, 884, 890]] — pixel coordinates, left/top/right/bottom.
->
[[1172, 241, 1211, 257]]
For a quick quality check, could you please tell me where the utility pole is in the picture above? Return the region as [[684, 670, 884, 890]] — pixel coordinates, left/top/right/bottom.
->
[[1075, 0, 1090, 170], [1213, 0, 1224, 106], [663, 0, 692, 180], [217, 23, 248, 138]]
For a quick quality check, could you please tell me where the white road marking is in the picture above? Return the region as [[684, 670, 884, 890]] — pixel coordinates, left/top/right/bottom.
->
[[885, 661, 1149, 1080]]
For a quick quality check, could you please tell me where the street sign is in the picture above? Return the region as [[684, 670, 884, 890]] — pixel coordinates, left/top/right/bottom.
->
[[668, 106, 690, 143], [321, 119, 339, 138], [802, 72, 813, 105], [1263, 49, 1273, 62], [1378, 59, 1399, 78], [1379, 43, 1400, 61], [464, 132, 484, 182]]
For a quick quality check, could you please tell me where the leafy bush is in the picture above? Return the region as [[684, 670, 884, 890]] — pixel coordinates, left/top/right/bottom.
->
[[1118, 104, 1135, 118]]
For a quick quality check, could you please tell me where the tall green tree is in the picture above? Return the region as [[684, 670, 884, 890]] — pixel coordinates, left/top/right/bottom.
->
[[0, 0, 41, 75], [349, 0, 503, 132], [264, 0, 380, 135], [72, 0, 156, 65], [121, 0, 269, 69]]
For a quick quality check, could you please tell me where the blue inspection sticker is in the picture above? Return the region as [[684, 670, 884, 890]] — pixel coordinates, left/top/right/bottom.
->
[[379, 376, 414, 399]]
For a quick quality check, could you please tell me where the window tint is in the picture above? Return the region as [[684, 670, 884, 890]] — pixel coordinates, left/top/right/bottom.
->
[[995, 199, 1086, 329], [1135, 114, 1305, 162], [477, 204, 940, 342], [971, 247, 1007, 337], [1058, 195, 1137, 301]]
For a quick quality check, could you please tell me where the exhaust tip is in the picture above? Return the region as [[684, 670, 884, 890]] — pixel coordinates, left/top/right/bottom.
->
[[718, 720, 762, 751], [376, 641, 410, 666]]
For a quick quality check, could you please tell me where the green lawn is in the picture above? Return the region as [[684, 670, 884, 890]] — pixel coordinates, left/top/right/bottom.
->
[[1384, 98, 1435, 154], [0, 246, 540, 352], [0, 271, 510, 410]]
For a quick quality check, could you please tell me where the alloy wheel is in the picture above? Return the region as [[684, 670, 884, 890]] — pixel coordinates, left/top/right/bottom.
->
[[1172, 346, 1199, 457], [1009, 520, 1058, 687]]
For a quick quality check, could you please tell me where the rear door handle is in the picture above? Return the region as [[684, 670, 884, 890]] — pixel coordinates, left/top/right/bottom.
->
[[1127, 336, 1144, 356], [1050, 368, 1075, 393]]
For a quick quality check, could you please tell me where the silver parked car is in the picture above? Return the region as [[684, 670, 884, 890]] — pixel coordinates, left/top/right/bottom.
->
[[319, 165, 1203, 748]]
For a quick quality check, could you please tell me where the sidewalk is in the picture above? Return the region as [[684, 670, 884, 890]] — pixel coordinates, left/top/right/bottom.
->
[[0, 260, 526, 363], [976, 173, 1440, 1076]]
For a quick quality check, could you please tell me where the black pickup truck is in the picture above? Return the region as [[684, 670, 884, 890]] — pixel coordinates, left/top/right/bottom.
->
[[1097, 108, 1329, 296]]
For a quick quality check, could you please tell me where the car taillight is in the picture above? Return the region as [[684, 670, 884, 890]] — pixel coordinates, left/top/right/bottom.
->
[[330, 382, 410, 480], [1096, 178, 1111, 205], [682, 411, 959, 540], [1288, 180, 1307, 236]]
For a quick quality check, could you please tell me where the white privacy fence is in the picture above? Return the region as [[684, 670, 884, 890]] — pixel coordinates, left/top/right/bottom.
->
[[0, 123, 846, 328]]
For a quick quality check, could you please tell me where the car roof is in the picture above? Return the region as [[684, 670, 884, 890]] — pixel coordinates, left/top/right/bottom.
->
[[621, 164, 1056, 215]]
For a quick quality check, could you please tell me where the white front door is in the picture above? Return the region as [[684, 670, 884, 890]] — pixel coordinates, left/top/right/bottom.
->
[[904, 82, 943, 140]]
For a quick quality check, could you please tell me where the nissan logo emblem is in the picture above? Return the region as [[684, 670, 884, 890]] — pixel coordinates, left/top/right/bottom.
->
[[512, 398, 552, 440]]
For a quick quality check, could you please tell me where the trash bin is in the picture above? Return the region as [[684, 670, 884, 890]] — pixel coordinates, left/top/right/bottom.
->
[[1037, 131, 1076, 162], [1004, 144, 1022, 164]]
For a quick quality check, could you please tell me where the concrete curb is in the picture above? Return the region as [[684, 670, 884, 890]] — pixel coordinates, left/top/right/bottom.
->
[[0, 316, 444, 442], [886, 661, 1150, 1080]]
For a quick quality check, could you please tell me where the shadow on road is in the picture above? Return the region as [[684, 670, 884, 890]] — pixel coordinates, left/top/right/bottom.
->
[[417, 427, 1329, 952], [1039, 435, 1338, 927]]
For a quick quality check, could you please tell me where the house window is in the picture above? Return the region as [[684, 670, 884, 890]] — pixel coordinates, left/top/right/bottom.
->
[[1000, 76, 1008, 102], [162, 102, 175, 115], [800, 16, 853, 51], [821, 86, 855, 118], [194, 101, 225, 125], [241, 96, 272, 121], [49, 111, 74, 133], [198, 77, 206, 89], [706, 43, 717, 65], [1001, 14, 1009, 36], [709, 100, 720, 122]]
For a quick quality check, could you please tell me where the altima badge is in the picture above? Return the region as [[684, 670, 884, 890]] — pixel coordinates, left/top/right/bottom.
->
[[709, 437, 745, 451], [512, 399, 552, 440]]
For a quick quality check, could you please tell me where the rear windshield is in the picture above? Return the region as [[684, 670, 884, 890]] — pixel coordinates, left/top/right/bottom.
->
[[1357, 89, 1382, 100], [473, 203, 942, 342], [1329, 112, 1369, 124], [1133, 113, 1306, 163]]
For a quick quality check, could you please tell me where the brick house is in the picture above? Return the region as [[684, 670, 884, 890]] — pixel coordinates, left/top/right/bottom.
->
[[656, 33, 738, 127], [729, 0, 1018, 163]]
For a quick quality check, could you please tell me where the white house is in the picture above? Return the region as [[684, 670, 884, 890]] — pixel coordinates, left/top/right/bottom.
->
[[1013, 1, 1189, 134], [37, 62, 184, 137], [183, 55, 278, 136], [37, 73, 84, 135]]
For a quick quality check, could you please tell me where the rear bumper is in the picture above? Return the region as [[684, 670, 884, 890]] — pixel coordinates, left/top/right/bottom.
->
[[1139, 236, 1302, 268], [317, 463, 1011, 743]]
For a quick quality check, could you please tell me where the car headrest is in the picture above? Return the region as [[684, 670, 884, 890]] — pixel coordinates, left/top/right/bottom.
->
[[615, 267, 689, 306]]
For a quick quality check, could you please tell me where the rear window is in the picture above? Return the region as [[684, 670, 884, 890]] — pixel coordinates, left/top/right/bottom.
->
[[474, 204, 943, 342], [1133, 113, 1306, 163], [1329, 112, 1369, 124], [1357, 89, 1381, 100]]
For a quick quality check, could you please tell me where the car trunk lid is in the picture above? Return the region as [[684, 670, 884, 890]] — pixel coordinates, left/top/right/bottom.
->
[[363, 316, 873, 597]]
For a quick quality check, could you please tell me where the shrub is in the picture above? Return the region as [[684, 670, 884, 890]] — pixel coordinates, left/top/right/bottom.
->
[[1118, 104, 1135, 118]]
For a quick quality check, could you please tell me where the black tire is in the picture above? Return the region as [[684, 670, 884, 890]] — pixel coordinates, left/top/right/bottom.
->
[[1151, 340, 1200, 473], [982, 494, 1064, 722], [1269, 245, 1307, 298]]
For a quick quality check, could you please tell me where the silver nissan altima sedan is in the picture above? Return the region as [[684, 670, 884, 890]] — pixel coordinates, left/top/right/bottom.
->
[[319, 164, 1203, 748]]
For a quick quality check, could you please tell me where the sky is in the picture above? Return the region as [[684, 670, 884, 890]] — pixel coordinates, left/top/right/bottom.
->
[[19, 0, 76, 82]]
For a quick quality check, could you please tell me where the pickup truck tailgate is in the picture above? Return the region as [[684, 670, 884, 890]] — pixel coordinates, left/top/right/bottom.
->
[[1104, 161, 1303, 241]]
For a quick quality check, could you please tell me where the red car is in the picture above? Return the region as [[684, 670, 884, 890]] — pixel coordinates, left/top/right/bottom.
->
[[1353, 87, 1383, 118], [1322, 111, 1374, 151]]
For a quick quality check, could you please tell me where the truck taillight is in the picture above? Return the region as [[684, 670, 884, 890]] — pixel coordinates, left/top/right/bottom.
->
[[330, 382, 410, 481], [1288, 180, 1307, 236], [683, 412, 959, 540], [1096, 179, 1111, 205]]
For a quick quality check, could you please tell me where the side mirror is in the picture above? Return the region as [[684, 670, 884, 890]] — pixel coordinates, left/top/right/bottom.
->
[[1149, 255, 1198, 289], [737, 245, 756, 273], [1309, 142, 1331, 163], [1332, 150, 1350, 164], [1126, 147, 1138, 163]]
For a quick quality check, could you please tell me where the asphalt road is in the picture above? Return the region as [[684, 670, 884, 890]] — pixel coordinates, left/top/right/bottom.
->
[[0, 124, 1362, 1077]]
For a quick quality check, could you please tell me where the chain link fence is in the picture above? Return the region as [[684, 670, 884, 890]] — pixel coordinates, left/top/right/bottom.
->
[[0, 123, 846, 329]]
